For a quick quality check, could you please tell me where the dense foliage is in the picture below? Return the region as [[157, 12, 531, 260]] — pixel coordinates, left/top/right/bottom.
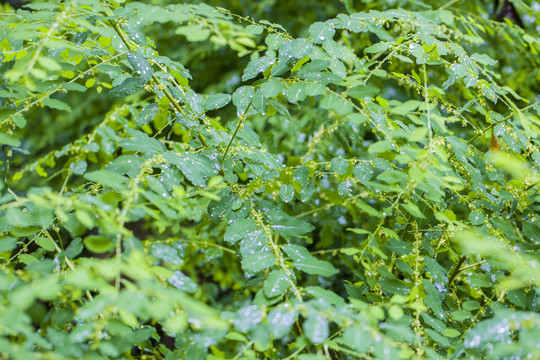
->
[[1, 0, 539, 359]]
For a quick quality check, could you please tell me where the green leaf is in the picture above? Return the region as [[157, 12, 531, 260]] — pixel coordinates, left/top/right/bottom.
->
[[110, 77, 146, 98], [271, 218, 314, 237], [364, 42, 390, 53], [265, 33, 285, 50], [119, 128, 165, 154], [169, 271, 198, 293], [331, 157, 349, 175], [355, 200, 382, 218], [368, 140, 391, 154], [175, 24, 210, 42], [279, 183, 295, 203], [377, 170, 407, 185], [83, 235, 113, 253], [0, 133, 20, 147], [69, 160, 87, 175], [283, 244, 338, 277], [401, 201, 426, 219], [279, 38, 313, 61], [388, 238, 412, 255], [241, 252, 276, 273], [224, 218, 257, 244], [347, 85, 380, 99], [267, 306, 297, 338], [321, 93, 353, 115], [242, 56, 276, 81], [353, 162, 373, 182], [232, 86, 254, 115], [394, 54, 413, 63], [137, 103, 159, 126], [261, 79, 284, 98], [471, 53, 497, 66], [338, 180, 354, 197], [246, 24, 263, 35], [37, 56, 62, 71], [425, 329, 451, 348], [286, 83, 308, 103], [293, 166, 309, 186], [263, 270, 290, 298], [0, 237, 18, 253], [468, 211, 485, 226], [409, 127, 428, 142], [127, 50, 153, 80], [347, 228, 370, 235], [303, 314, 329, 344], [337, 326, 372, 352], [309, 21, 335, 44], [379, 278, 411, 295], [305, 286, 345, 306], [162, 152, 217, 187], [391, 100, 421, 115], [42, 98, 71, 112], [84, 170, 128, 192], [204, 93, 231, 110], [409, 43, 426, 64]]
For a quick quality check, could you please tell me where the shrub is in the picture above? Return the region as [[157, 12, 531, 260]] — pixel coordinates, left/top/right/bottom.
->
[[1, 0, 539, 359]]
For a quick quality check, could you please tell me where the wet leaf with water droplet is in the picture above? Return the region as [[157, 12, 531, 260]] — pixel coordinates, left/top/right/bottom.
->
[[204, 93, 231, 110], [110, 76, 146, 98], [232, 86, 254, 116], [233, 305, 263, 332], [299, 180, 315, 202], [285, 83, 308, 103], [409, 43, 426, 64], [331, 157, 349, 175], [241, 252, 276, 273], [263, 270, 290, 298], [149, 243, 184, 266], [127, 50, 152, 80], [309, 21, 335, 44], [224, 218, 257, 244], [162, 152, 218, 187], [137, 103, 158, 126], [293, 165, 309, 186], [278, 38, 313, 62], [353, 162, 373, 182], [468, 210, 485, 225], [338, 180, 354, 197], [336, 326, 372, 353], [271, 217, 314, 237], [251, 88, 267, 113], [267, 306, 297, 338], [261, 78, 284, 98], [242, 56, 276, 81], [303, 314, 329, 345], [279, 183, 295, 202], [168, 270, 198, 293], [69, 160, 87, 175]]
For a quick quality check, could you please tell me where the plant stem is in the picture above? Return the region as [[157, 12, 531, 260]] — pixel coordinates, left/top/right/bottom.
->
[[448, 255, 467, 285]]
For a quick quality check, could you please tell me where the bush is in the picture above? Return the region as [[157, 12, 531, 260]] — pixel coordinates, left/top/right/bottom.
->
[[1, 0, 539, 359]]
